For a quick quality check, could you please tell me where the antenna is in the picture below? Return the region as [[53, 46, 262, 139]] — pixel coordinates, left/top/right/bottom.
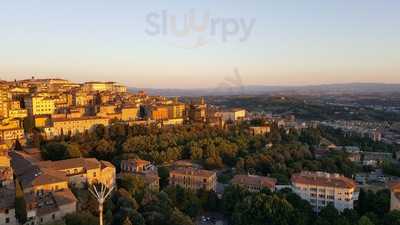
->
[[89, 183, 114, 225]]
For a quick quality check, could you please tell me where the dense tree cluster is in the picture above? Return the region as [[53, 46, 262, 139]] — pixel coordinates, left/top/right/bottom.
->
[[39, 123, 360, 183], [320, 126, 396, 153], [34, 120, 400, 225], [222, 185, 400, 225]]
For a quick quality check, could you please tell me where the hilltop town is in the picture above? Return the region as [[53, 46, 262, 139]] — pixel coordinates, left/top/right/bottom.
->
[[0, 78, 400, 225]]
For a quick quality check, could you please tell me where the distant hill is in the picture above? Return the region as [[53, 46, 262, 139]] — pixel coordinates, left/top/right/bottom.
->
[[129, 83, 400, 97]]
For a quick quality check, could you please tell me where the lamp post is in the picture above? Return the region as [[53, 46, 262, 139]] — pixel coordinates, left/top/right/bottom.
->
[[89, 183, 114, 225]]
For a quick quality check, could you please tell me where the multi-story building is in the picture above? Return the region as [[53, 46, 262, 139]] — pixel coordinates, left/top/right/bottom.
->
[[25, 188, 77, 225], [169, 167, 217, 191], [249, 126, 271, 136], [10, 151, 116, 225], [0, 119, 24, 145], [120, 159, 153, 173], [112, 85, 127, 93], [0, 89, 11, 118], [83, 81, 126, 93], [24, 96, 55, 116], [145, 106, 169, 121], [8, 108, 28, 120], [0, 187, 17, 225], [167, 103, 186, 119], [188, 97, 207, 123], [72, 91, 93, 106], [217, 108, 246, 122], [38, 158, 116, 189], [389, 181, 400, 211], [44, 116, 109, 138], [231, 174, 277, 192], [291, 171, 358, 212], [0, 145, 17, 225], [121, 106, 139, 121]]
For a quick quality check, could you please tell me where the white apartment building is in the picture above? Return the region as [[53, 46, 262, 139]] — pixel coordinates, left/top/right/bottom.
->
[[216, 108, 246, 122], [389, 181, 400, 211], [291, 171, 358, 212]]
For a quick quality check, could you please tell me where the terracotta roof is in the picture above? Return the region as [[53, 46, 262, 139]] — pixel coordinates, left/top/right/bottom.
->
[[26, 189, 77, 217], [0, 187, 15, 209], [38, 158, 101, 171], [388, 181, 400, 190], [170, 167, 216, 178], [53, 188, 77, 206], [231, 174, 276, 189], [121, 159, 150, 167], [31, 169, 67, 186], [291, 171, 356, 189], [100, 160, 115, 169], [52, 116, 108, 122]]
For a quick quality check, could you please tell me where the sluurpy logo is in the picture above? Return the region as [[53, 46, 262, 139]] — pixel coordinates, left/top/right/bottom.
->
[[145, 9, 256, 49], [215, 68, 245, 95]]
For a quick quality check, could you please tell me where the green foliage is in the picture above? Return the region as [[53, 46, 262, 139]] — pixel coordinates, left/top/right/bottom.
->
[[383, 162, 400, 176], [91, 139, 116, 160], [41, 142, 69, 160], [122, 217, 133, 225], [168, 209, 194, 225], [165, 186, 202, 218], [14, 139, 23, 151], [157, 166, 170, 190], [321, 126, 395, 153], [118, 174, 145, 197], [383, 210, 400, 225], [358, 216, 375, 225], [356, 189, 390, 217], [232, 192, 294, 225], [67, 143, 82, 158], [64, 212, 98, 225]]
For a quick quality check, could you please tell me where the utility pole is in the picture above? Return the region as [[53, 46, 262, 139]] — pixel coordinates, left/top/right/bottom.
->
[[89, 183, 114, 225]]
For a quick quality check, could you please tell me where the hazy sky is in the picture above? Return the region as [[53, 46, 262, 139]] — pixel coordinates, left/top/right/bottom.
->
[[0, 1, 399, 88]]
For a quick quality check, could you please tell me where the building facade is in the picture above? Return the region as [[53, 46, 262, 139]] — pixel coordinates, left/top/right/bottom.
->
[[291, 171, 358, 212], [231, 174, 276, 192], [169, 168, 217, 191]]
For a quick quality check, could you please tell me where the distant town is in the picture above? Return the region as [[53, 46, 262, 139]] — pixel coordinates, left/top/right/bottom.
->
[[0, 77, 400, 225]]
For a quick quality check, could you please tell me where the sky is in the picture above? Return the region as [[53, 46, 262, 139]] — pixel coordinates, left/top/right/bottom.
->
[[0, 0, 399, 88]]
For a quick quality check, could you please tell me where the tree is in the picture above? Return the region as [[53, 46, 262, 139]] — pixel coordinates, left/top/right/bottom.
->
[[64, 212, 98, 225], [319, 203, 339, 223], [118, 174, 145, 196], [158, 166, 170, 190], [232, 193, 294, 225], [67, 143, 82, 158], [91, 139, 115, 160], [168, 209, 194, 225], [383, 210, 400, 225], [41, 142, 69, 160], [14, 139, 23, 151], [122, 217, 133, 225], [15, 180, 27, 223], [358, 216, 375, 225], [190, 145, 203, 161]]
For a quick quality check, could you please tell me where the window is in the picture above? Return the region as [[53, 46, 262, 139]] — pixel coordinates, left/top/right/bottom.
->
[[52, 214, 55, 220], [5, 218, 10, 223]]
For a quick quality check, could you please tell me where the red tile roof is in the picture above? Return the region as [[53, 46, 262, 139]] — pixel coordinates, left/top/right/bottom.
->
[[291, 171, 356, 189], [231, 174, 276, 189], [170, 167, 216, 178]]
